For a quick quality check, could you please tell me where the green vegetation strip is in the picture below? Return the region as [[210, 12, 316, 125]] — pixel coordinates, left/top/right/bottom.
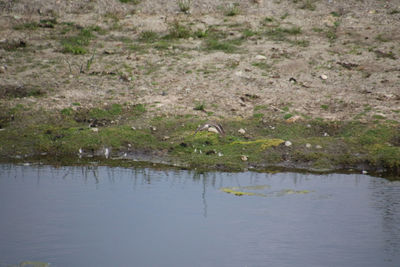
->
[[0, 106, 399, 177]]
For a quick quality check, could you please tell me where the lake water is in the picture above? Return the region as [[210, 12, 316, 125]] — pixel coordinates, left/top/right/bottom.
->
[[0, 164, 399, 267]]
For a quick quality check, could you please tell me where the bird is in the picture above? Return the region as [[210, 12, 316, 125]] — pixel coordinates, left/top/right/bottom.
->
[[194, 123, 225, 136]]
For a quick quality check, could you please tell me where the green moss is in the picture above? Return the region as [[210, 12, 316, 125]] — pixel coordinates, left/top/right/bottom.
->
[[221, 187, 256, 196], [231, 138, 284, 150]]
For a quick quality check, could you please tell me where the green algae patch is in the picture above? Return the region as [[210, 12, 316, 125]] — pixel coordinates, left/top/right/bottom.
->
[[231, 138, 284, 150], [278, 189, 311, 195], [221, 187, 257, 196]]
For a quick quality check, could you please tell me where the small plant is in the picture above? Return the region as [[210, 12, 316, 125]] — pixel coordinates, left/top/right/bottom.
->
[[252, 62, 271, 71], [300, 0, 316, 11], [119, 0, 140, 4], [13, 22, 39, 30], [165, 21, 192, 39], [203, 38, 238, 53], [320, 104, 329, 110], [177, 0, 191, 13], [283, 113, 293, 120], [138, 31, 159, 42], [225, 3, 240, 16], [60, 27, 98, 54], [194, 102, 206, 111], [375, 34, 390, 42], [389, 9, 400, 14], [253, 113, 264, 119]]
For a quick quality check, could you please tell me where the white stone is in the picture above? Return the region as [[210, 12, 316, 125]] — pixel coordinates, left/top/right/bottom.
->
[[323, 132, 329, 136], [255, 55, 267, 60], [320, 74, 328, 80], [285, 141, 292, 147], [241, 155, 248, 161], [91, 127, 98, 132], [238, 128, 246, 134], [316, 145, 322, 149], [306, 143, 312, 148], [218, 152, 223, 157], [362, 170, 368, 174]]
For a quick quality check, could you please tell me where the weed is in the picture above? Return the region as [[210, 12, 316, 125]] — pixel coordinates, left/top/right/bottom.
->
[[225, 3, 240, 16], [177, 0, 191, 13], [280, 13, 289, 20], [60, 27, 97, 54], [283, 113, 293, 120], [252, 62, 271, 71], [300, 0, 316, 11], [194, 102, 206, 111], [253, 113, 264, 119], [375, 34, 390, 42], [13, 22, 39, 30], [264, 26, 302, 42], [138, 31, 159, 42], [165, 21, 192, 39], [389, 9, 400, 14], [320, 104, 329, 110], [119, 0, 140, 4], [203, 38, 238, 53]]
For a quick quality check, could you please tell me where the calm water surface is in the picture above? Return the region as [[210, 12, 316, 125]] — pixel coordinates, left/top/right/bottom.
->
[[0, 164, 399, 267]]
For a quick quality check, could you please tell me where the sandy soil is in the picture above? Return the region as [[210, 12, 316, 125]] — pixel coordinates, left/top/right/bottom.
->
[[1, 0, 399, 122]]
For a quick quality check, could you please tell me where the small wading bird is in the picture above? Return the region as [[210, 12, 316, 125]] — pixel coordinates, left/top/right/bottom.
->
[[194, 123, 225, 136]]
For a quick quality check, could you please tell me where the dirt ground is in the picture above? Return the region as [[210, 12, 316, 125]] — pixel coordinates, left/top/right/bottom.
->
[[0, 0, 399, 122]]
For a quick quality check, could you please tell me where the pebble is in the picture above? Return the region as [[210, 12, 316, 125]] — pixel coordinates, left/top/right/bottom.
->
[[162, 136, 170, 141], [218, 152, 223, 157], [323, 132, 329, 137], [69, 75, 73, 78], [316, 145, 322, 149], [131, 126, 136, 130], [238, 128, 246, 134], [0, 66, 5, 73], [362, 170, 368, 174], [285, 141, 292, 147], [91, 127, 98, 132], [320, 74, 328, 80], [150, 126, 157, 131], [255, 55, 267, 60], [306, 143, 312, 148], [241, 155, 248, 161]]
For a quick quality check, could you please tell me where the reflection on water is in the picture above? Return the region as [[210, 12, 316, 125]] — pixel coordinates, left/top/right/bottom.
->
[[0, 164, 400, 267]]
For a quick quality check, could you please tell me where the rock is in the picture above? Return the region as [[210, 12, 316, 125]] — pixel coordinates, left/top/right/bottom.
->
[[323, 132, 329, 137], [316, 145, 322, 149], [162, 136, 170, 141], [91, 127, 98, 132], [362, 170, 368, 174], [255, 55, 267, 60], [0, 66, 5, 73], [320, 74, 328, 80], [235, 71, 244, 77], [289, 77, 297, 83], [241, 155, 248, 161], [238, 128, 246, 134], [285, 141, 292, 147], [286, 115, 301, 123], [150, 126, 157, 132], [218, 152, 223, 157], [306, 143, 312, 148], [131, 126, 136, 130]]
